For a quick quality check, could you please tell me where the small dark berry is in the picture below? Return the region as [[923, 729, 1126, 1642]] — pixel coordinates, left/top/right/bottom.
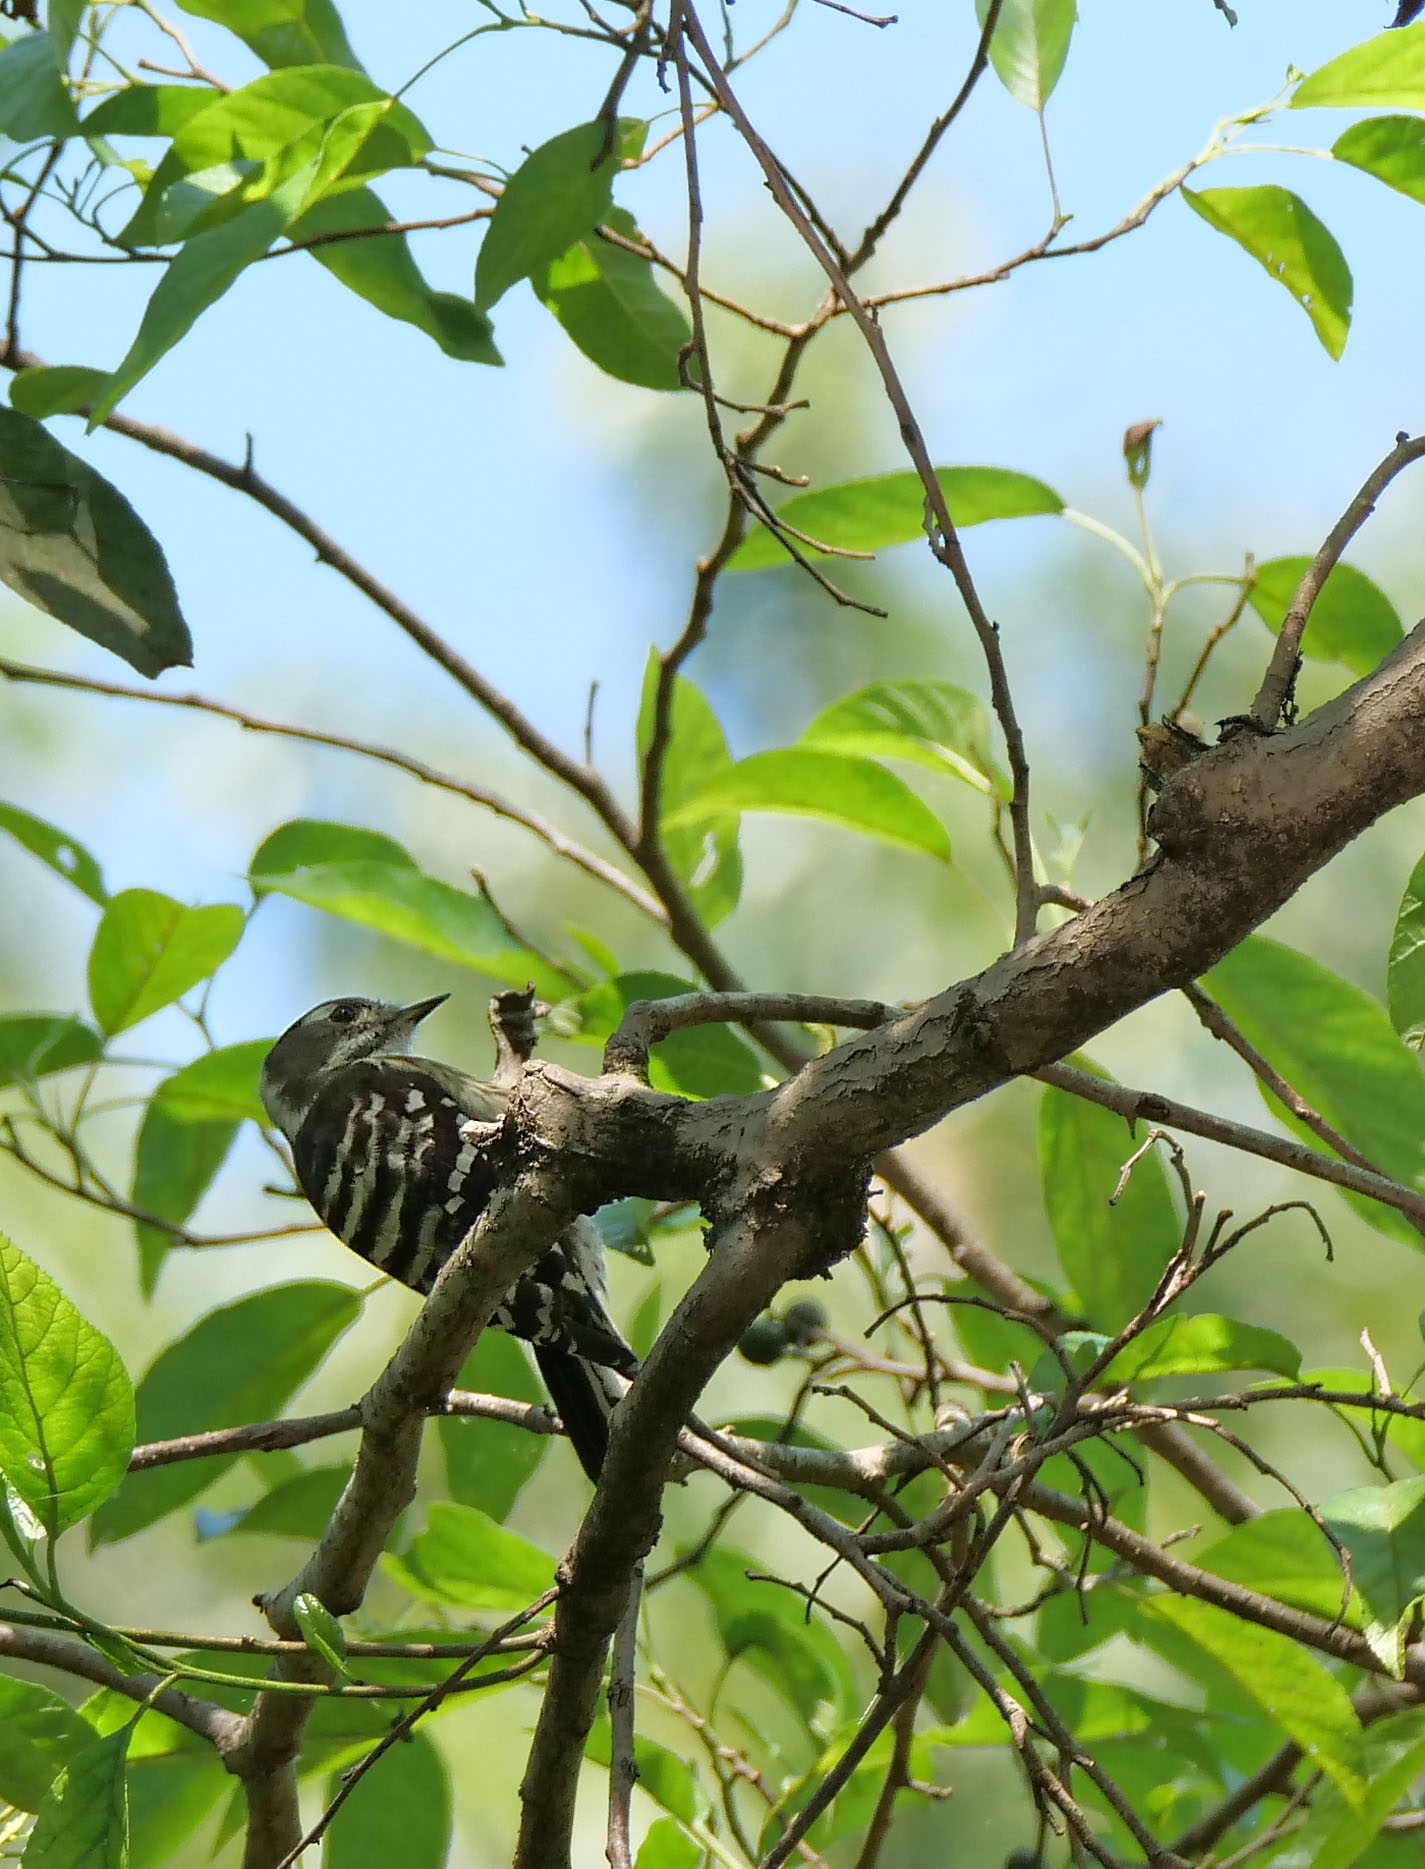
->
[[782, 1299, 828, 1345], [738, 1317, 789, 1365]]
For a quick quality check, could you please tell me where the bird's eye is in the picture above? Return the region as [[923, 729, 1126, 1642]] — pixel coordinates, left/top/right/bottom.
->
[[328, 1001, 361, 1024]]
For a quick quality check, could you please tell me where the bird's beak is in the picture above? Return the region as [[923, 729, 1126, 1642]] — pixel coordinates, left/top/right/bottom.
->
[[390, 994, 448, 1041]]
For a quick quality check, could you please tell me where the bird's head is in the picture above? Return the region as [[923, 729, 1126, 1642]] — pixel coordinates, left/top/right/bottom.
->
[[259, 994, 447, 1139]]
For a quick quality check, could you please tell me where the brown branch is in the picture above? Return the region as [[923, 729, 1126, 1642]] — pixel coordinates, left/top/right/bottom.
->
[[604, 989, 894, 1078]]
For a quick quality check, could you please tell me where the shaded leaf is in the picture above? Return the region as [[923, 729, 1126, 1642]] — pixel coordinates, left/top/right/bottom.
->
[[534, 205, 690, 390], [322, 1731, 450, 1869], [1039, 1066, 1182, 1329], [0, 1234, 135, 1537], [728, 464, 1063, 571], [1204, 936, 1425, 1247], [439, 1332, 546, 1524], [250, 816, 415, 886], [0, 1675, 93, 1812], [587, 1717, 707, 1824], [1248, 557, 1402, 677], [23, 1725, 130, 1869], [288, 187, 500, 364], [1389, 849, 1425, 1049], [633, 1819, 702, 1869], [636, 656, 741, 927], [1294, 22, 1425, 109], [1321, 1478, 1425, 1629], [0, 798, 107, 901], [126, 1750, 230, 1869], [88, 889, 244, 1034], [1105, 1313, 1301, 1383], [0, 1014, 102, 1087], [0, 30, 79, 142], [154, 1041, 271, 1126], [1183, 185, 1352, 359], [83, 84, 219, 138], [255, 858, 564, 998], [800, 678, 1004, 797], [91, 1282, 361, 1544], [219, 1463, 350, 1539], [131, 1100, 239, 1293], [8, 366, 110, 419], [569, 970, 762, 1099], [975, 0, 1078, 110], [0, 405, 191, 676], [1195, 1510, 1357, 1623], [174, 0, 364, 73], [686, 1544, 856, 1727], [383, 1500, 555, 1609], [475, 119, 634, 311], [664, 747, 950, 861]]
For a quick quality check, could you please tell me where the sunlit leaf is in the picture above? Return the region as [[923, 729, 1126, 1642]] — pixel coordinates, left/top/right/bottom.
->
[[0, 406, 192, 676], [475, 119, 636, 312], [568, 971, 762, 1099], [0, 1234, 135, 1538], [8, 366, 110, 419], [1195, 1509, 1357, 1623], [1294, 22, 1425, 109], [83, 84, 219, 138], [0, 798, 108, 900], [250, 816, 415, 885], [294, 1592, 349, 1673], [664, 748, 951, 861], [174, 0, 364, 73], [126, 1750, 231, 1869], [633, 1819, 702, 1869], [383, 1500, 555, 1609], [154, 1042, 271, 1126], [23, 1725, 131, 1869], [1104, 1313, 1301, 1383], [975, 0, 1078, 109], [534, 206, 690, 390], [1320, 1478, 1425, 1629], [0, 1674, 94, 1812], [323, 1731, 450, 1869], [0, 31, 79, 142], [727, 465, 1063, 571], [1334, 114, 1425, 205], [88, 889, 244, 1033], [256, 857, 565, 998], [636, 656, 741, 927], [587, 1717, 707, 1824], [1182, 185, 1352, 359], [1039, 1065, 1182, 1329], [1269, 1707, 1425, 1869], [1248, 557, 1402, 677], [91, 1282, 361, 1544], [0, 1014, 102, 1087], [800, 678, 1004, 797]]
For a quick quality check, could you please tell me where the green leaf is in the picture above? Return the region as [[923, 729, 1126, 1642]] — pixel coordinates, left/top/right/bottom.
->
[[0, 31, 79, 142], [633, 1818, 702, 1869], [1269, 1706, 1425, 1869], [1334, 114, 1425, 206], [219, 1462, 350, 1539], [131, 1101, 239, 1293], [323, 1731, 450, 1869], [727, 465, 1063, 571], [0, 1014, 102, 1087], [92, 160, 323, 423], [636, 656, 741, 927], [126, 1750, 230, 1869], [383, 1500, 555, 1609], [1248, 557, 1402, 677], [8, 366, 110, 419], [91, 1281, 361, 1544], [173, 0, 364, 73], [250, 816, 415, 886], [1195, 1509, 1356, 1623], [0, 798, 107, 901], [534, 206, 690, 390], [287, 187, 501, 364], [0, 1675, 93, 1812], [664, 748, 950, 861], [1389, 850, 1425, 1049], [1204, 936, 1425, 1245], [254, 858, 565, 998], [974, 0, 1078, 110], [1182, 185, 1352, 360], [568, 971, 763, 1099], [475, 119, 632, 312], [1038, 1067, 1182, 1329], [0, 405, 192, 676], [439, 1331, 547, 1523], [1294, 22, 1425, 110], [587, 1718, 707, 1824], [293, 1592, 349, 1673], [800, 678, 1004, 797], [154, 1041, 271, 1126], [88, 889, 244, 1034], [83, 84, 219, 138], [1320, 1478, 1425, 1629], [686, 1544, 856, 1727], [1149, 1597, 1367, 1809], [0, 1234, 135, 1537], [1104, 1313, 1301, 1383], [23, 1724, 131, 1869]]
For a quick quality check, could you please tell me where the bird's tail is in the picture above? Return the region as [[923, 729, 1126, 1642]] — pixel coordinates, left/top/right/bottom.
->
[[534, 1346, 632, 1480]]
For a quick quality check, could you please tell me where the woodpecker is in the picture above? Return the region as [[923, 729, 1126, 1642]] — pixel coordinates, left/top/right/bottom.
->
[[259, 994, 636, 1479]]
